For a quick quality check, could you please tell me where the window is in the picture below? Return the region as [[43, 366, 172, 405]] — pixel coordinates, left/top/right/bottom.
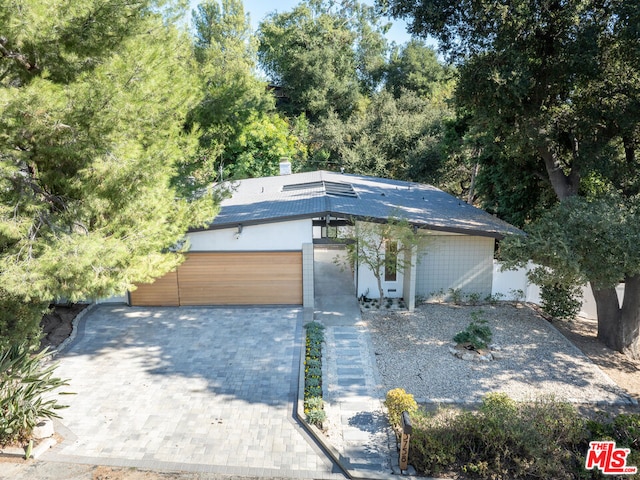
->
[[384, 241, 398, 282]]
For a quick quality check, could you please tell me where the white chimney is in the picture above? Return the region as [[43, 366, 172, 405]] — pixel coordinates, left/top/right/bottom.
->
[[279, 158, 292, 175]]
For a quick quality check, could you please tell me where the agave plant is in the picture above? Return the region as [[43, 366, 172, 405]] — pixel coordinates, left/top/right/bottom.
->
[[0, 343, 69, 447]]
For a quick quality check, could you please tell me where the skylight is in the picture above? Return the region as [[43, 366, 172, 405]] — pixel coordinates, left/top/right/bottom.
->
[[282, 181, 357, 198]]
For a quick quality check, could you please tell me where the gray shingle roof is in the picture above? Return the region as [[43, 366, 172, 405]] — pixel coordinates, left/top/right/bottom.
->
[[197, 171, 521, 239]]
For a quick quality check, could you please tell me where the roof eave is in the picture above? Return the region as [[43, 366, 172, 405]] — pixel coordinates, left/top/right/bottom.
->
[[189, 211, 518, 240]]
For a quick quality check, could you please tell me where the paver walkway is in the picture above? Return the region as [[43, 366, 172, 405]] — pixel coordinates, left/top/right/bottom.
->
[[42, 305, 346, 479], [313, 247, 394, 478]]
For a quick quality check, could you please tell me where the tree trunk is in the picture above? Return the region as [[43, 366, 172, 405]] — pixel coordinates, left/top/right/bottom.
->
[[620, 274, 640, 358], [592, 275, 640, 359], [537, 146, 580, 200], [536, 140, 640, 358], [592, 285, 623, 351], [376, 271, 385, 305], [467, 161, 479, 205]]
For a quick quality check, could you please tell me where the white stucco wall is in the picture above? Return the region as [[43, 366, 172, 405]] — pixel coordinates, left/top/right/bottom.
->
[[493, 261, 625, 319], [349, 221, 406, 299], [187, 218, 313, 251], [357, 253, 406, 299], [491, 262, 534, 301]]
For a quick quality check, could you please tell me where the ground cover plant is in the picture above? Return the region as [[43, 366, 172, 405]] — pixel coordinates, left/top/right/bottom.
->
[[303, 321, 326, 427], [385, 391, 640, 479], [453, 310, 493, 350], [0, 342, 69, 448]]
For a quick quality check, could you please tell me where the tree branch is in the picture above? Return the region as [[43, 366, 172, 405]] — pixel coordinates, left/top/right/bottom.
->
[[0, 37, 39, 74], [537, 145, 579, 200]]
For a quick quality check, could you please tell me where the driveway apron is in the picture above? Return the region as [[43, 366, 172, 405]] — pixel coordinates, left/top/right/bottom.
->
[[42, 305, 345, 479]]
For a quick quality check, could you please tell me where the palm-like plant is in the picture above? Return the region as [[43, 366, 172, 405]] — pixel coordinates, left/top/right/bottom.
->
[[0, 343, 69, 447]]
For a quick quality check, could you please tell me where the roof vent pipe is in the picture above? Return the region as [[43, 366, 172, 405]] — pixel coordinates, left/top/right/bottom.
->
[[279, 158, 292, 175]]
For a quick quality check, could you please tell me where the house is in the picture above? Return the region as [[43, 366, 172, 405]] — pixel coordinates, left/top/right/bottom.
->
[[129, 169, 521, 309]]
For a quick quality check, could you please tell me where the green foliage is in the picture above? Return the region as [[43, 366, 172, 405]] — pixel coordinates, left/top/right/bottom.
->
[[502, 195, 640, 291], [340, 217, 429, 302], [0, 0, 218, 304], [303, 321, 325, 426], [309, 88, 451, 181], [467, 292, 481, 305], [587, 413, 640, 451], [0, 289, 49, 352], [305, 366, 322, 378], [305, 377, 321, 389], [585, 413, 640, 479], [306, 405, 327, 427], [539, 283, 583, 321], [386, 39, 453, 100], [306, 386, 322, 397], [258, 0, 388, 121], [384, 388, 418, 429], [185, 0, 308, 183], [304, 395, 324, 412], [384, 0, 640, 354], [409, 408, 459, 476], [448, 288, 463, 305], [484, 292, 504, 305], [453, 311, 492, 350], [0, 343, 69, 447], [408, 394, 589, 479]]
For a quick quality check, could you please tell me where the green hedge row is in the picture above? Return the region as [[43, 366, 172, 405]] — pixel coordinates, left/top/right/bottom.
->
[[303, 321, 326, 427], [387, 391, 640, 479]]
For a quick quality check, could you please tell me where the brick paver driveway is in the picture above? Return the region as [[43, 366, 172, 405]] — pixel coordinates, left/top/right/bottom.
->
[[42, 305, 344, 479]]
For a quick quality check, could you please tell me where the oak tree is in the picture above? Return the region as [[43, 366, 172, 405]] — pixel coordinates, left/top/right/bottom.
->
[[380, 0, 640, 356]]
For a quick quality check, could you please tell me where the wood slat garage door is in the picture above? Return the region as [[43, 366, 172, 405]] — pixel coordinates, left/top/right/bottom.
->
[[129, 271, 180, 307], [130, 251, 303, 306]]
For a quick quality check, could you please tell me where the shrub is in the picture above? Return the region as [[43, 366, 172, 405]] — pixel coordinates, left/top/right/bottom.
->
[[306, 366, 322, 377], [0, 343, 69, 447], [303, 321, 325, 427], [306, 406, 327, 427], [305, 358, 321, 369], [0, 289, 49, 352], [449, 288, 464, 305], [484, 292, 505, 305], [407, 394, 589, 479], [612, 414, 640, 450], [384, 388, 418, 429], [540, 283, 582, 320], [305, 395, 324, 411], [453, 311, 493, 350], [410, 408, 460, 475], [467, 292, 481, 305]]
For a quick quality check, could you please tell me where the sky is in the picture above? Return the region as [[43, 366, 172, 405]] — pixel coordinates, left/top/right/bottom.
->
[[187, 0, 416, 46]]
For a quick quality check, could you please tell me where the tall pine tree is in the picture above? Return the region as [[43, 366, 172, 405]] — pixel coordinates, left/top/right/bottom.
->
[[0, 0, 217, 346]]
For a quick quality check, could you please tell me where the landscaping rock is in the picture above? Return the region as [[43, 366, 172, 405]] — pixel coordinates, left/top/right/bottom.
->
[[32, 419, 54, 440]]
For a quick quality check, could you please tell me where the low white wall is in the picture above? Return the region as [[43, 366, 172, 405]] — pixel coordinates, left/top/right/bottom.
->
[[492, 261, 625, 319], [491, 261, 539, 302], [188, 218, 312, 251]]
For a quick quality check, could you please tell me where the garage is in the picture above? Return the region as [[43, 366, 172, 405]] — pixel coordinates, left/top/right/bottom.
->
[[130, 251, 303, 306]]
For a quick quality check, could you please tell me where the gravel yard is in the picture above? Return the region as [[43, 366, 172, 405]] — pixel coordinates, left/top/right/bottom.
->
[[365, 303, 635, 405]]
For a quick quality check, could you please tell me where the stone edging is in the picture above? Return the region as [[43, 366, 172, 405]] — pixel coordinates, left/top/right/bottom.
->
[[0, 303, 97, 460], [295, 317, 401, 480], [0, 436, 57, 460], [51, 302, 97, 357], [295, 318, 350, 477]]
